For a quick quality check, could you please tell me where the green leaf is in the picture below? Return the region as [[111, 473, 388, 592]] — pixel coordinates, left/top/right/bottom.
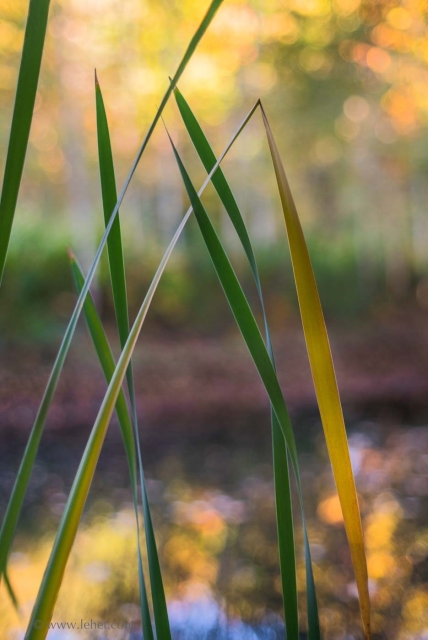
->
[[69, 254, 136, 486], [24, 306, 149, 638], [4, 569, 20, 614], [22, 95, 255, 640], [166, 129, 320, 640], [261, 106, 371, 639], [0, 0, 51, 283], [174, 87, 262, 291], [69, 253, 154, 640], [0, 0, 224, 602], [271, 417, 297, 633], [95, 72, 129, 351], [96, 76, 170, 640], [174, 87, 298, 638], [25, 203, 190, 639]]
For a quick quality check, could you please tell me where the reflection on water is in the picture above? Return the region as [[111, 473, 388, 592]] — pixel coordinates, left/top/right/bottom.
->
[[1, 415, 428, 639]]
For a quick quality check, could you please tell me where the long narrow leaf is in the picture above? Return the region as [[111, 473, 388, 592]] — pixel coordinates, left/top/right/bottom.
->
[[95, 72, 129, 350], [4, 569, 20, 613], [271, 418, 297, 631], [70, 253, 154, 640], [0, 0, 224, 592], [23, 102, 259, 639], [174, 87, 263, 296], [24, 298, 152, 638], [166, 130, 320, 640], [174, 87, 299, 638], [261, 106, 370, 639], [0, 0, 51, 282], [70, 254, 136, 483], [96, 77, 169, 640]]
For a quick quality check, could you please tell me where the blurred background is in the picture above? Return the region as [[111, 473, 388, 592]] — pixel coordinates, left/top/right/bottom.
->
[[1, 0, 428, 637]]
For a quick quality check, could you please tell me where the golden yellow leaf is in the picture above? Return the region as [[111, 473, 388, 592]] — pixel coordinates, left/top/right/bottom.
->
[[261, 105, 371, 639]]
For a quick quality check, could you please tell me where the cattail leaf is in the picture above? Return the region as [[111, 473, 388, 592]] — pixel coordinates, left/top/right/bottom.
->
[[261, 106, 370, 640], [4, 569, 20, 614], [23, 99, 256, 640], [70, 253, 154, 640], [0, 0, 51, 282], [0, 0, 224, 605], [166, 129, 320, 640], [174, 87, 299, 638], [96, 75, 170, 640], [95, 72, 129, 350]]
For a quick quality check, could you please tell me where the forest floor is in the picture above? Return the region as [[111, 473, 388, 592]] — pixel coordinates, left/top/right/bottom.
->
[[1, 309, 428, 445]]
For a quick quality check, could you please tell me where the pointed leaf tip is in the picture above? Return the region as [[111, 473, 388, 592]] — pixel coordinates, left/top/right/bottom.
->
[[0, 0, 51, 283], [162, 120, 173, 144], [260, 105, 371, 640]]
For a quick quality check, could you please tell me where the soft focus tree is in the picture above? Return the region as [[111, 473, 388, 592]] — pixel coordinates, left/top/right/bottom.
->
[[1, 0, 428, 293]]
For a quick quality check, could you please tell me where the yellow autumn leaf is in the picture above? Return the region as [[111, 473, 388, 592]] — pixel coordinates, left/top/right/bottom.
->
[[261, 104, 371, 640]]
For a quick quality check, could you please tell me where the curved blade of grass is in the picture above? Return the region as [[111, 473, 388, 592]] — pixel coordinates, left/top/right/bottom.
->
[[0, 0, 224, 593], [260, 106, 370, 639], [166, 130, 320, 640], [23, 103, 259, 639], [24, 291, 157, 638], [69, 252, 136, 513], [173, 87, 298, 638], [70, 253, 154, 640], [96, 76, 170, 640], [0, 0, 51, 283]]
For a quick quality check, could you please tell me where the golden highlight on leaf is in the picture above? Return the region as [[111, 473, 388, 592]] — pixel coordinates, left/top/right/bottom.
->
[[23, 98, 257, 640], [260, 105, 371, 639]]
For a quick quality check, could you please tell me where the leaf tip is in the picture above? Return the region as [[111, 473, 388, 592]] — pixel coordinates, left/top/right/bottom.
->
[[168, 76, 178, 93], [67, 246, 75, 263]]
